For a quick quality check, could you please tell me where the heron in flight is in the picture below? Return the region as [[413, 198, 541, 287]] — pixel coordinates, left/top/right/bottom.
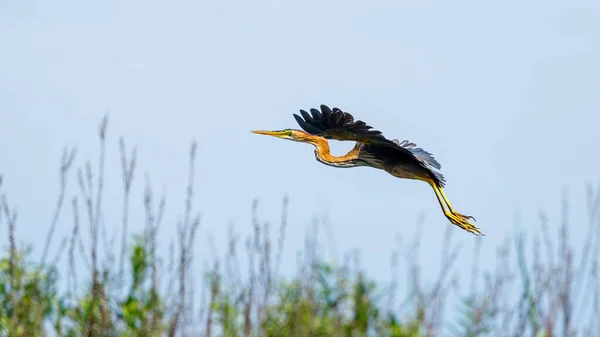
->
[[252, 104, 482, 236]]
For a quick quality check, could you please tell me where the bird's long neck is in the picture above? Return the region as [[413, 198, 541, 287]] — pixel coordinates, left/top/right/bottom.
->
[[310, 137, 361, 168]]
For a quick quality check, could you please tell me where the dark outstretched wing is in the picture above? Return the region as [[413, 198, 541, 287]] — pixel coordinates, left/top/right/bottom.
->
[[293, 104, 444, 172], [293, 104, 397, 146]]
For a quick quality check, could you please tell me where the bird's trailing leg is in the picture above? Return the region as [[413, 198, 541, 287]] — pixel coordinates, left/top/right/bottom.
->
[[430, 182, 483, 236], [381, 159, 482, 235], [438, 187, 476, 222]]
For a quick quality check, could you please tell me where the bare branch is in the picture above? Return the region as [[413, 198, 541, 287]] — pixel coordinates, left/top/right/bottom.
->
[[41, 146, 77, 268], [118, 136, 137, 294]]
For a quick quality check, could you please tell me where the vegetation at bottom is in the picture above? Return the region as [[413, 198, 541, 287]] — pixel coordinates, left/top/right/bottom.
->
[[0, 116, 599, 337]]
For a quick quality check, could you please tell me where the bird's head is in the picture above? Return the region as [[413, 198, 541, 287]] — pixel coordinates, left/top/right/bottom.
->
[[251, 129, 316, 144]]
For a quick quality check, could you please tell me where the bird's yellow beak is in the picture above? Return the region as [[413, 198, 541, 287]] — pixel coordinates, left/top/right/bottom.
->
[[251, 130, 289, 138]]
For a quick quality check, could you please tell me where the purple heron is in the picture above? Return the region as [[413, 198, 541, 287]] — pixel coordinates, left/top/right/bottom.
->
[[252, 104, 482, 236]]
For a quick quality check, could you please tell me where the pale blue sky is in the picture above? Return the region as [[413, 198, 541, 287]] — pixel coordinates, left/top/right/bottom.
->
[[1, 0, 599, 311]]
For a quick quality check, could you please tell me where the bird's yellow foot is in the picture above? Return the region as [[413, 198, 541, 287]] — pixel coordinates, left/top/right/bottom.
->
[[453, 212, 476, 222], [445, 212, 483, 236]]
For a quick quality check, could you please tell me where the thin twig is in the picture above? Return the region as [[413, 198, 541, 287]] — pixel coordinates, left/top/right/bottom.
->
[[118, 137, 137, 295], [40, 147, 76, 269], [3, 194, 19, 334], [68, 197, 80, 299]]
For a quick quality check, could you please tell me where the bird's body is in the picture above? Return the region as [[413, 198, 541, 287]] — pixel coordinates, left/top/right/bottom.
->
[[311, 140, 441, 183], [252, 104, 482, 235]]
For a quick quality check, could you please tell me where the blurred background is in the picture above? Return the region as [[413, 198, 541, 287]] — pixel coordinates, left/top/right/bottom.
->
[[0, 0, 599, 336]]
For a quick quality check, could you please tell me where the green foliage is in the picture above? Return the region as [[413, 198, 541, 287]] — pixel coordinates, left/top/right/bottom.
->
[[119, 236, 164, 337], [0, 243, 426, 337], [0, 249, 59, 337]]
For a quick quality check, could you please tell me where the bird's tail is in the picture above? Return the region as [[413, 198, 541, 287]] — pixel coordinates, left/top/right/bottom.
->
[[430, 170, 446, 188]]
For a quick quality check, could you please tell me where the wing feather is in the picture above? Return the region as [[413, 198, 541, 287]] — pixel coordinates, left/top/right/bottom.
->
[[309, 108, 322, 123], [293, 115, 323, 135], [294, 104, 395, 145], [393, 139, 441, 170], [300, 109, 313, 125]]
